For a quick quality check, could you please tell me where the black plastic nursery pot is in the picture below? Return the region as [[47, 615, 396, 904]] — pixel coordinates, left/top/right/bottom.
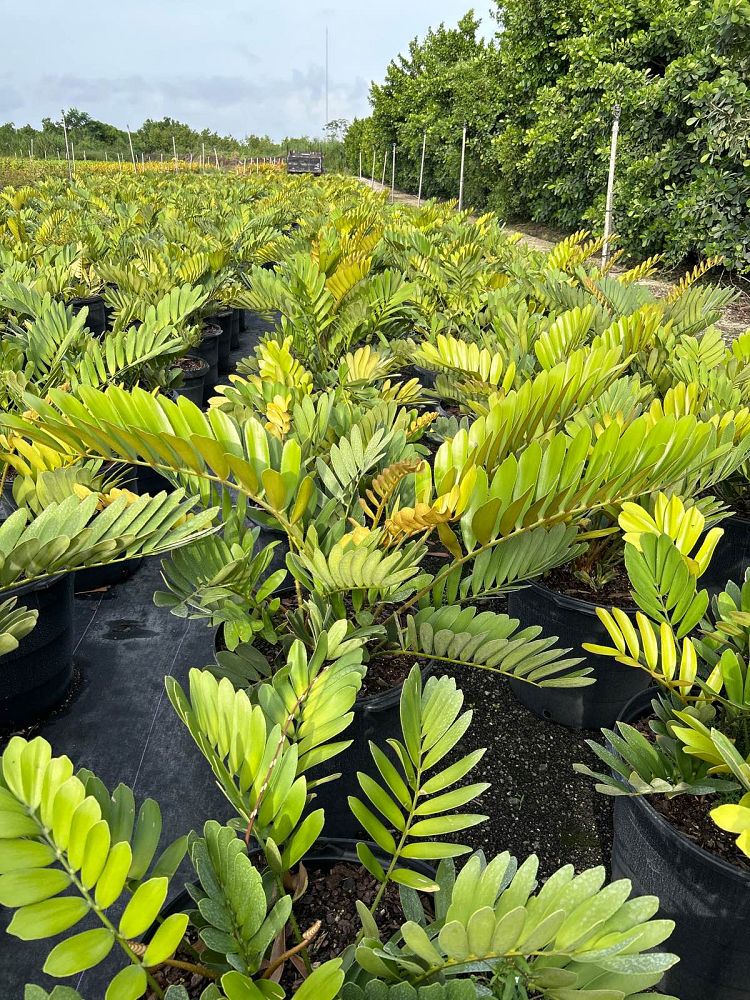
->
[[507, 580, 651, 730], [70, 294, 107, 338], [206, 309, 233, 375], [701, 510, 750, 593], [171, 354, 209, 408], [196, 323, 222, 398], [612, 689, 750, 1000], [135, 463, 176, 497], [238, 307, 248, 334], [230, 307, 242, 349], [0, 573, 75, 728], [74, 557, 143, 594]]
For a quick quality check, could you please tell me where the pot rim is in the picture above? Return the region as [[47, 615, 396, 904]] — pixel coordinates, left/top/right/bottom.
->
[[523, 576, 639, 615], [5, 572, 70, 600], [617, 688, 750, 885]]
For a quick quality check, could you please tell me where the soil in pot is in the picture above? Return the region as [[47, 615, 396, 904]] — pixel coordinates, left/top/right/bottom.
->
[[171, 354, 208, 408], [280, 862, 413, 993], [146, 847, 428, 999], [612, 690, 750, 1000], [507, 566, 651, 730]]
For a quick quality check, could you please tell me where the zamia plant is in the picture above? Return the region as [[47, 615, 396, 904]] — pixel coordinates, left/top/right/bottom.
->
[[0, 595, 38, 654], [0, 737, 189, 997], [581, 496, 729, 696], [707, 732, 750, 859], [392, 604, 590, 688], [155, 498, 287, 650], [341, 985, 476, 1000], [351, 666, 489, 900], [576, 508, 750, 869], [354, 852, 678, 998], [185, 820, 293, 977], [166, 625, 366, 869], [0, 491, 217, 591]]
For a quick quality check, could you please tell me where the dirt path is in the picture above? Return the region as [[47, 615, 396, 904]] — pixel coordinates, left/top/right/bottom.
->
[[363, 179, 749, 339]]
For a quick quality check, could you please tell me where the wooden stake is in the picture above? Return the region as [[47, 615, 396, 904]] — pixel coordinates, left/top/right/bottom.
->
[[602, 104, 621, 270], [380, 149, 387, 186], [214, 147, 219, 168], [417, 132, 426, 207], [458, 124, 467, 212], [172, 135, 178, 173]]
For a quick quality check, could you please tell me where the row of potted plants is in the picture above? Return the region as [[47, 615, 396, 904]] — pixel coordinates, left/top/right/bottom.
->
[[1, 164, 749, 997]]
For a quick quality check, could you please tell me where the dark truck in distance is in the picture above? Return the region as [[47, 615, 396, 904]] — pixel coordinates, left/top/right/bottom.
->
[[286, 151, 324, 175]]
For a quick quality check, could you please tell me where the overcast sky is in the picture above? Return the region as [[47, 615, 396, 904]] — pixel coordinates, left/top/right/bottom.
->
[[2, 2, 496, 139]]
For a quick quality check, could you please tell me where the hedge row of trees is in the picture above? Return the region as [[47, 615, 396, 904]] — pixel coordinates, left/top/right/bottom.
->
[[1, 111, 346, 166], [344, 1, 750, 274]]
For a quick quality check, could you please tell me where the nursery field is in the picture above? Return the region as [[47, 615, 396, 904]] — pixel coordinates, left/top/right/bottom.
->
[[1, 161, 750, 1000]]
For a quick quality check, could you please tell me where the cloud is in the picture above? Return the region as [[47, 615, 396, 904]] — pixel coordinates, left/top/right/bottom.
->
[[2, 1, 495, 137], [1, 69, 369, 139]]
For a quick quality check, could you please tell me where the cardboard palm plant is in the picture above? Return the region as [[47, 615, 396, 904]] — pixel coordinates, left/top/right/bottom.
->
[[3, 368, 749, 694], [575, 494, 750, 854], [1, 651, 679, 999]]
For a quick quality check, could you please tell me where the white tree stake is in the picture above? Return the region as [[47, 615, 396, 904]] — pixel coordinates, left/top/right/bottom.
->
[[127, 125, 137, 172], [61, 109, 72, 182], [417, 132, 427, 207], [391, 143, 396, 202], [602, 103, 621, 270], [458, 124, 467, 212]]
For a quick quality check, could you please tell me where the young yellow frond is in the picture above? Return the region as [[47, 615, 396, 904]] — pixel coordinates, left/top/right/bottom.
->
[[666, 257, 723, 303]]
